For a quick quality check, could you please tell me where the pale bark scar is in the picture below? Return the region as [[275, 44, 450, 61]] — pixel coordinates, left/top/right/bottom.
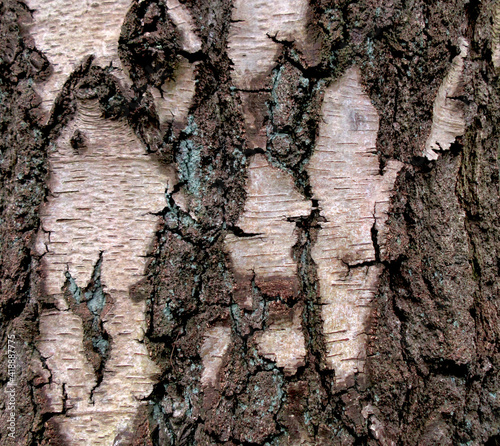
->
[[224, 0, 402, 385], [27, 0, 201, 443], [424, 38, 468, 160], [308, 67, 402, 386], [36, 97, 169, 445], [225, 155, 311, 376]]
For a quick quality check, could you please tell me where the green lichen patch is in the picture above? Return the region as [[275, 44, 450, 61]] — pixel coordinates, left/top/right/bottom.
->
[[63, 254, 112, 396]]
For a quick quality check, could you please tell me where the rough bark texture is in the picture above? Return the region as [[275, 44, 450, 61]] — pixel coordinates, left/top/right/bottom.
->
[[0, 0, 499, 445]]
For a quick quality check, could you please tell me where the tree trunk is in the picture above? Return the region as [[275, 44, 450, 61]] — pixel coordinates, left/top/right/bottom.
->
[[0, 0, 499, 445]]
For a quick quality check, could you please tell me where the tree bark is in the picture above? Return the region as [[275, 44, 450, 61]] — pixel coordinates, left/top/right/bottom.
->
[[0, 0, 499, 445]]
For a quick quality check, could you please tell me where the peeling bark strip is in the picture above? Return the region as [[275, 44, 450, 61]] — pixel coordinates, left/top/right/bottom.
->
[[308, 68, 402, 386], [493, 2, 500, 69], [424, 38, 468, 160]]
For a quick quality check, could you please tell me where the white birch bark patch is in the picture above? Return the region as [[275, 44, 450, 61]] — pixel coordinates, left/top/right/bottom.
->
[[226, 0, 311, 150], [224, 155, 311, 375], [492, 4, 500, 69], [225, 154, 311, 304], [254, 302, 306, 376], [26, 0, 200, 125], [25, 0, 134, 116], [200, 326, 232, 388], [165, 0, 202, 54], [25, 1, 200, 442], [225, 0, 402, 386], [35, 97, 170, 445], [227, 0, 309, 90], [307, 67, 402, 386], [149, 0, 201, 137]]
